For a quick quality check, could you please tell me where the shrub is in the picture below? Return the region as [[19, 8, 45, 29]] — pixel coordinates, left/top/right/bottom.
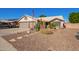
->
[[40, 21, 45, 29], [35, 22, 40, 31], [40, 29, 53, 34]]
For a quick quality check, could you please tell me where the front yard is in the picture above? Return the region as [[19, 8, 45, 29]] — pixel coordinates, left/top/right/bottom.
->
[[2, 29, 79, 51]]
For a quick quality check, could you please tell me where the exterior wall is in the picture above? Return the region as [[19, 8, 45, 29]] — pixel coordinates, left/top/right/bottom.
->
[[65, 23, 79, 29], [60, 21, 64, 28], [29, 22, 36, 29]]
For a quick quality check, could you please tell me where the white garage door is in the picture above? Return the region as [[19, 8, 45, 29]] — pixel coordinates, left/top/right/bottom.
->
[[20, 22, 29, 28]]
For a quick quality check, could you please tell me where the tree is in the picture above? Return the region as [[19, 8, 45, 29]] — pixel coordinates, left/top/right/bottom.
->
[[69, 12, 79, 23], [39, 15, 46, 29], [39, 14, 46, 17]]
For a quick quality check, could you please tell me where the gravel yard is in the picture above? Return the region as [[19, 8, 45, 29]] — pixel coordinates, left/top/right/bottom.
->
[[2, 29, 79, 51]]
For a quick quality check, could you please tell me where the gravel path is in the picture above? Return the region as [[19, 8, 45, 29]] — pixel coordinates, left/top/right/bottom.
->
[[2, 29, 79, 51]]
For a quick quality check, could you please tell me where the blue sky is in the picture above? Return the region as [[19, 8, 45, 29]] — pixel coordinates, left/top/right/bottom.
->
[[0, 8, 79, 22]]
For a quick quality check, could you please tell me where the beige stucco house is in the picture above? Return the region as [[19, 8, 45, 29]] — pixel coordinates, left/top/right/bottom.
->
[[19, 15, 65, 29]]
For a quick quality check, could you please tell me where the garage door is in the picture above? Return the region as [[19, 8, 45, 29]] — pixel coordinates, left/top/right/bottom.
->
[[20, 22, 29, 28]]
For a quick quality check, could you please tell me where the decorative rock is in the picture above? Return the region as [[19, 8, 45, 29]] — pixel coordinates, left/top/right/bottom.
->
[[9, 39, 16, 42], [17, 36, 22, 39], [47, 47, 54, 51], [24, 35, 29, 37], [27, 30, 31, 34], [75, 32, 79, 40]]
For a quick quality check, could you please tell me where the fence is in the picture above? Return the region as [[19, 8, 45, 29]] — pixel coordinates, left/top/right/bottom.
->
[[65, 23, 79, 29]]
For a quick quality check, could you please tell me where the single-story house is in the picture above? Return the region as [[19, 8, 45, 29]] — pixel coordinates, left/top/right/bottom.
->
[[38, 16, 65, 29], [0, 15, 65, 29]]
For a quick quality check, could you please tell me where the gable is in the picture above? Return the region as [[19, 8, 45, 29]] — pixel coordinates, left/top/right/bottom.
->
[[48, 16, 64, 22], [19, 16, 27, 22], [19, 16, 36, 22], [50, 18, 64, 22]]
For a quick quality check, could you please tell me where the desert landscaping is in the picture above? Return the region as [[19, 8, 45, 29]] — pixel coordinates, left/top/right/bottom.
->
[[0, 8, 79, 51], [0, 26, 79, 51]]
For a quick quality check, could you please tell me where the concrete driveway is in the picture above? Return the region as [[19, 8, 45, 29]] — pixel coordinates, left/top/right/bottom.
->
[[0, 28, 29, 51], [0, 37, 17, 51]]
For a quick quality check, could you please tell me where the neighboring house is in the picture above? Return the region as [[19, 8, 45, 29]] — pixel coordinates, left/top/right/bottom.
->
[[18, 16, 36, 29], [0, 19, 20, 28], [38, 16, 65, 29]]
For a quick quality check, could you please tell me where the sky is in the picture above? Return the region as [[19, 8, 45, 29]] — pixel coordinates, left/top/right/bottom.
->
[[0, 8, 79, 22]]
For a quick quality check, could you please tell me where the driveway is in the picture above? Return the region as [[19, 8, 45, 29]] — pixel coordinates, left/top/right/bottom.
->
[[0, 28, 29, 51], [0, 37, 17, 51]]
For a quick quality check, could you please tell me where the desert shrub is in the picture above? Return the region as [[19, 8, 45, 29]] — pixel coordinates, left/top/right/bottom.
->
[[35, 22, 40, 31], [40, 21, 45, 29], [40, 29, 53, 34], [51, 23, 57, 29], [35, 24, 40, 31]]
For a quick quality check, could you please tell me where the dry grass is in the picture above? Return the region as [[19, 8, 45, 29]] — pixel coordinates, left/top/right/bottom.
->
[[40, 29, 53, 34]]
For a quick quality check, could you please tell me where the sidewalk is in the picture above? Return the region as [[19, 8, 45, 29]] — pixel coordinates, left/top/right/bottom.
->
[[0, 37, 17, 51]]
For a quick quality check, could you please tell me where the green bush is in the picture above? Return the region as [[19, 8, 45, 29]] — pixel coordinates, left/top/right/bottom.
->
[[35, 23, 40, 31]]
